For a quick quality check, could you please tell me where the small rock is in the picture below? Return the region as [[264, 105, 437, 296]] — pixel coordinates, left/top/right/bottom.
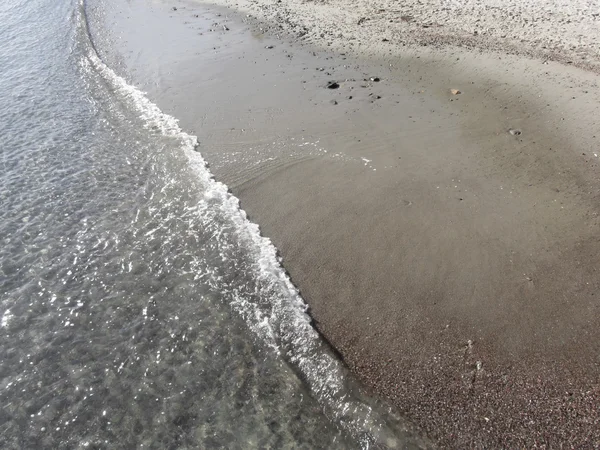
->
[[265, 45, 274, 49], [330, 100, 338, 105], [348, 96, 353, 100], [509, 129, 522, 136], [172, 6, 177, 11], [382, 38, 390, 42], [370, 77, 381, 82], [326, 81, 340, 89], [450, 89, 461, 95]]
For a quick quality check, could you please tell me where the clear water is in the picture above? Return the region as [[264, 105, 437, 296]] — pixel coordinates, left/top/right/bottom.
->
[[0, 0, 425, 448]]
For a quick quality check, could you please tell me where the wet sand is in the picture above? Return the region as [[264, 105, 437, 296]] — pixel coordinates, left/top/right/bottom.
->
[[93, 0, 600, 446]]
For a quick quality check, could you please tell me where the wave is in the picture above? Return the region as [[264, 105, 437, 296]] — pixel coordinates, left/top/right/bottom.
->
[[76, 1, 427, 447]]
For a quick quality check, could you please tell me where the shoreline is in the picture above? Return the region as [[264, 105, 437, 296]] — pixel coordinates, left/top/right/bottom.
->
[[94, 0, 600, 446]]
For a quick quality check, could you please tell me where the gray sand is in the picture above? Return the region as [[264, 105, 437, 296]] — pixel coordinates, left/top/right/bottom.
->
[[97, 0, 600, 446], [206, 0, 600, 72]]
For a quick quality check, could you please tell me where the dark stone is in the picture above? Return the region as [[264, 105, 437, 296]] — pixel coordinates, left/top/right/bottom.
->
[[327, 81, 340, 89]]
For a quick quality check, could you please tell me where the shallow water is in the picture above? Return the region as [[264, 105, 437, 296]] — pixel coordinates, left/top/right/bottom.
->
[[0, 0, 424, 448]]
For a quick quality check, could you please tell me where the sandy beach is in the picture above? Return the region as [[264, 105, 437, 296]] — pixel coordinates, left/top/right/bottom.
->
[[91, 0, 600, 446]]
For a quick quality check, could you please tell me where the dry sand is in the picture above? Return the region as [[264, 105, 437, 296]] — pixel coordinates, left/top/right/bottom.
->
[[204, 0, 600, 72], [92, 0, 600, 446]]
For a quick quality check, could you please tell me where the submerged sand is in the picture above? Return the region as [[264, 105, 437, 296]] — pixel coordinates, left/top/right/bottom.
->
[[96, 0, 600, 446]]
